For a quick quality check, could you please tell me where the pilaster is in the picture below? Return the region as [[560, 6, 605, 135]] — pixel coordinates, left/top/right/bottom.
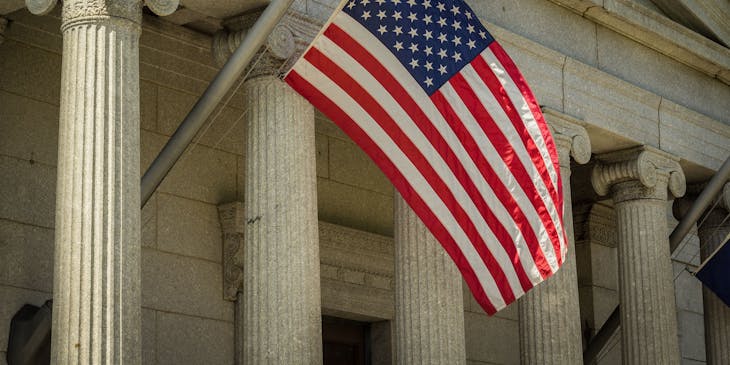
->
[[518, 109, 588, 365], [592, 145, 685, 365], [242, 72, 322, 364], [394, 194, 465, 365]]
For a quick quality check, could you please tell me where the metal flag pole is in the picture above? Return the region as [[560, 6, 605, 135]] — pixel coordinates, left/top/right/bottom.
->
[[140, 0, 296, 207]]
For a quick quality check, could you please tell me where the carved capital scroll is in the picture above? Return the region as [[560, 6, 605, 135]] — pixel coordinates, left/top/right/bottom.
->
[[543, 108, 591, 167], [592, 145, 686, 202], [218, 201, 245, 301]]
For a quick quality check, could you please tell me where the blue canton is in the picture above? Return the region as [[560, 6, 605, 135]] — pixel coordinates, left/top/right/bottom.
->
[[343, 0, 494, 95]]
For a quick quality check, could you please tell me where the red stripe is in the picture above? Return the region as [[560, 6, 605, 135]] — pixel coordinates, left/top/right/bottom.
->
[[470, 55, 561, 218], [431, 90, 553, 278], [303, 46, 517, 303], [285, 69, 498, 314], [324, 24, 536, 290], [446, 72, 563, 267], [488, 42, 564, 219]]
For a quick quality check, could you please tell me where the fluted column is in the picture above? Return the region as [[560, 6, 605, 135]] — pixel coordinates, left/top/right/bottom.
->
[[592, 146, 686, 365], [243, 73, 322, 364], [26, 0, 176, 362], [677, 183, 730, 364], [394, 194, 466, 365], [47, 1, 143, 363], [519, 110, 589, 365]]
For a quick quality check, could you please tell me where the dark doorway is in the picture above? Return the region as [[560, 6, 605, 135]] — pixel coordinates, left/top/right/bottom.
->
[[322, 316, 371, 365]]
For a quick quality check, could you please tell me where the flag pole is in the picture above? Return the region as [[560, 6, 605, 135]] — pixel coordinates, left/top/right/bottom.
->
[[140, 0, 296, 207]]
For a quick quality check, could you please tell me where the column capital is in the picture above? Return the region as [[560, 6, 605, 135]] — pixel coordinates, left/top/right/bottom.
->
[[212, 9, 321, 77], [25, 0, 178, 28], [543, 108, 591, 167], [592, 146, 686, 202], [218, 201, 245, 301]]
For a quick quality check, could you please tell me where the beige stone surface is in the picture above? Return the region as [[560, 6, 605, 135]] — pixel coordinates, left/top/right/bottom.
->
[[157, 194, 222, 262], [0, 219, 54, 292], [142, 248, 233, 321], [0, 90, 58, 166], [0, 38, 61, 106], [0, 156, 56, 229], [464, 311, 519, 365], [317, 178, 394, 236], [156, 311, 234, 365], [329, 138, 392, 195]]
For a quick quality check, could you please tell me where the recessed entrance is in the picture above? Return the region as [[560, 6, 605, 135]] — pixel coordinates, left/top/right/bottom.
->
[[322, 316, 370, 365]]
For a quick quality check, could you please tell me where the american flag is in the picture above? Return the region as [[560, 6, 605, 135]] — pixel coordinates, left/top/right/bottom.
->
[[284, 0, 567, 314]]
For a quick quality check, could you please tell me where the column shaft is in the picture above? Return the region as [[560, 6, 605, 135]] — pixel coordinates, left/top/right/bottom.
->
[[52, 8, 142, 364], [243, 76, 322, 364], [698, 211, 730, 364], [614, 188, 680, 364], [519, 163, 583, 365], [394, 194, 466, 365]]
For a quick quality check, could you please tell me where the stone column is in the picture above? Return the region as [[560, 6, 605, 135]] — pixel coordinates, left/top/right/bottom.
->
[[676, 183, 730, 364], [242, 74, 322, 363], [394, 194, 466, 365], [518, 110, 589, 365], [592, 146, 686, 365], [24, 0, 176, 362]]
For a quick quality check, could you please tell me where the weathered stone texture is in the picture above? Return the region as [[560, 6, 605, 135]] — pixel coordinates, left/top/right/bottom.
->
[[394, 194, 466, 365], [242, 75, 322, 364]]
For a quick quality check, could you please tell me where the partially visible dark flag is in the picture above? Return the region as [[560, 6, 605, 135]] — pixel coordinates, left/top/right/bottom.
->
[[696, 235, 730, 307], [284, 0, 567, 314]]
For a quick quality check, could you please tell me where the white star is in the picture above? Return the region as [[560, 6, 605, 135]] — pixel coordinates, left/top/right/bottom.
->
[[422, 0, 431, 8], [438, 64, 447, 74], [467, 24, 475, 33], [392, 0, 401, 4], [361, 0, 370, 5], [424, 46, 433, 56], [394, 41, 404, 51], [424, 61, 434, 70], [377, 25, 387, 34], [437, 48, 447, 58], [408, 12, 418, 22], [437, 17, 447, 27], [393, 11, 403, 20], [377, 10, 387, 19], [408, 28, 418, 37], [407, 0, 417, 6], [465, 11, 473, 19], [450, 5, 460, 15], [437, 33, 447, 43], [376, 0, 386, 4], [409, 42, 419, 52], [362, 11, 371, 20], [423, 30, 433, 40], [436, 2, 445, 11], [451, 21, 461, 30], [451, 36, 461, 46], [394, 26, 403, 35], [423, 14, 432, 24], [479, 30, 487, 39], [409, 58, 419, 68], [347, 1, 356, 9], [451, 52, 461, 62], [425, 77, 434, 87], [467, 39, 476, 49]]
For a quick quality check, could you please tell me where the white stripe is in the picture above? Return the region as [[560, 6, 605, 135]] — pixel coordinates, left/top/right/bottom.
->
[[315, 33, 526, 296], [292, 56, 509, 309], [480, 50, 561, 208], [439, 82, 560, 273], [333, 13, 546, 285], [460, 64, 567, 269]]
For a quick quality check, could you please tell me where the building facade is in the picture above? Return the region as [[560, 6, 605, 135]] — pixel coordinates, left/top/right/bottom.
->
[[0, 0, 728, 364]]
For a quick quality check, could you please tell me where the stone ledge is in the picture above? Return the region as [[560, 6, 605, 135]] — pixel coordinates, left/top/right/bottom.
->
[[547, 0, 730, 85]]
